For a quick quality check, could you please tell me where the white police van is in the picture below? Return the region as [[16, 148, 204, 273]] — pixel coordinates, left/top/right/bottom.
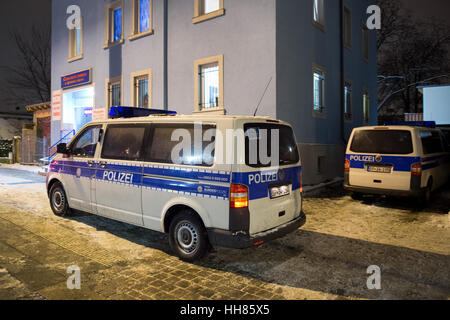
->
[[47, 107, 305, 261], [344, 122, 450, 202]]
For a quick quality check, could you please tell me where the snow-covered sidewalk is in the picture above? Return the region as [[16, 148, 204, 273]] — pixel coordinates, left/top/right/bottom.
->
[[0, 163, 41, 174]]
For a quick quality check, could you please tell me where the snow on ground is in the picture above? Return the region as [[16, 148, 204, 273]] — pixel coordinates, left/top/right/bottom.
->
[[0, 163, 41, 174]]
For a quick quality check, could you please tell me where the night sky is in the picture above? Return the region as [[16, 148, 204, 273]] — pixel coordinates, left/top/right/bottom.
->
[[0, 0, 449, 114]]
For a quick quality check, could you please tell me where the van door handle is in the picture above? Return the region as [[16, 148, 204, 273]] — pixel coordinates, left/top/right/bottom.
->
[[99, 161, 108, 168], [87, 160, 94, 167]]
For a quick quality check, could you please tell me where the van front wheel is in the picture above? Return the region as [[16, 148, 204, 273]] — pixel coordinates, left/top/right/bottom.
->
[[49, 182, 71, 217], [169, 211, 208, 262]]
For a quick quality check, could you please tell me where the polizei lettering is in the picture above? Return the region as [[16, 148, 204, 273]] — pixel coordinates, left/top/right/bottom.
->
[[103, 171, 134, 184], [350, 155, 375, 162], [249, 172, 278, 185]]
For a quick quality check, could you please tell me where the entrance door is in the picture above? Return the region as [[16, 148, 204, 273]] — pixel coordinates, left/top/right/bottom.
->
[[63, 125, 102, 213]]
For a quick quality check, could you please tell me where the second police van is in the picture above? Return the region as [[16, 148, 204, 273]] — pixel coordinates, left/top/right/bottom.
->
[[344, 122, 450, 202], [47, 107, 306, 261]]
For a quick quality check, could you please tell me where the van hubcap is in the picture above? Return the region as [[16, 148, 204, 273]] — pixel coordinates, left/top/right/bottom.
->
[[176, 222, 198, 254], [52, 190, 64, 211]]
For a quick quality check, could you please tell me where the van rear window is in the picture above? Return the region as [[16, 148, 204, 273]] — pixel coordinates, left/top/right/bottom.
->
[[244, 123, 299, 168], [350, 130, 413, 155]]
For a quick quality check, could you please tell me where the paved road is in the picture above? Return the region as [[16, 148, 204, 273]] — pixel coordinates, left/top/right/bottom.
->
[[0, 167, 448, 300]]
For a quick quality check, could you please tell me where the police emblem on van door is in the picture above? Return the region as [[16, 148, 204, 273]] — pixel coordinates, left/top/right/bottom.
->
[[376, 155, 383, 163], [197, 186, 203, 193], [278, 169, 285, 181]]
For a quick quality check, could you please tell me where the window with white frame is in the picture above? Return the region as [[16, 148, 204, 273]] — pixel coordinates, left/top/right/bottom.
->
[[313, 65, 326, 113], [194, 55, 223, 112], [344, 81, 352, 120], [105, 1, 124, 47], [107, 77, 122, 108], [131, 0, 152, 39], [193, 0, 224, 24], [131, 70, 151, 109], [313, 0, 325, 28], [69, 18, 83, 60]]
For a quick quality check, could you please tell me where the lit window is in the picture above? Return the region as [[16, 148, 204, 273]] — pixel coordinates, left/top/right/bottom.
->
[[363, 90, 370, 124], [131, 0, 152, 38], [131, 70, 152, 109], [105, 1, 124, 47], [193, 0, 224, 24], [362, 27, 369, 60], [344, 81, 352, 120], [343, 6, 352, 47], [313, 0, 325, 28], [107, 77, 122, 108], [69, 19, 83, 61], [194, 55, 224, 112], [313, 65, 326, 113]]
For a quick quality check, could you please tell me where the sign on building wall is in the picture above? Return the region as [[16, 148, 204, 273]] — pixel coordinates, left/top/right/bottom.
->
[[52, 90, 62, 121], [61, 69, 92, 89], [92, 108, 107, 121]]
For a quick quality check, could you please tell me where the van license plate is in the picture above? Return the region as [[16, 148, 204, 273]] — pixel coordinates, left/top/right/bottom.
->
[[270, 185, 290, 199], [367, 166, 391, 174]]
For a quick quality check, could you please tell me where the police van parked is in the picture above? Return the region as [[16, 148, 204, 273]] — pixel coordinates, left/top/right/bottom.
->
[[47, 107, 306, 261], [344, 122, 450, 203]]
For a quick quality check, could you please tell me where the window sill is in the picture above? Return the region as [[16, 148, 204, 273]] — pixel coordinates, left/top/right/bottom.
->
[[67, 54, 83, 63], [103, 39, 124, 49], [312, 109, 327, 119], [128, 30, 154, 41], [313, 20, 326, 32], [194, 107, 225, 115], [192, 8, 225, 24]]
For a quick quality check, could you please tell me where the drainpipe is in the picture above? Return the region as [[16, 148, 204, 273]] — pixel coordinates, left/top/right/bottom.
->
[[163, 0, 168, 110], [339, 0, 346, 144]]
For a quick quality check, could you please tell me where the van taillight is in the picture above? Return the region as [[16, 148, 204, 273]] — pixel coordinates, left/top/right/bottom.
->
[[411, 163, 422, 176], [345, 159, 350, 172], [230, 184, 249, 208]]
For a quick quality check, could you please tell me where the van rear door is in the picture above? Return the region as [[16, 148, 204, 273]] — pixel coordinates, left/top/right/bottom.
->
[[347, 128, 417, 191], [232, 122, 302, 235]]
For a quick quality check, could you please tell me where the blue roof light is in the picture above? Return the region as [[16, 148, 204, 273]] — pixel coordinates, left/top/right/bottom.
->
[[109, 106, 177, 119], [384, 121, 436, 128]]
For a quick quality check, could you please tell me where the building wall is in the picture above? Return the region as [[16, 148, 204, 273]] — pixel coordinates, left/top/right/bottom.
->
[[276, 0, 377, 184], [423, 85, 450, 125]]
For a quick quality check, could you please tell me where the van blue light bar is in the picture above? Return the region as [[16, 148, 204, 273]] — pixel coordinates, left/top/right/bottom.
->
[[109, 106, 177, 118], [384, 121, 436, 128]]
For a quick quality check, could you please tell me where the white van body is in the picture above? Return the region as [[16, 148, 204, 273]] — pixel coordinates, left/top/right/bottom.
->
[[344, 124, 450, 198], [46, 114, 305, 260]]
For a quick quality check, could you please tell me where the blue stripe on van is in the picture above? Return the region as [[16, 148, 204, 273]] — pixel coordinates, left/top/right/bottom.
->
[[346, 154, 420, 172], [232, 166, 302, 201], [142, 166, 231, 183]]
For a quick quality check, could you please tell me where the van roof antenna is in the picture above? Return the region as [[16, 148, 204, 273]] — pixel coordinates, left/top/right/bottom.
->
[[253, 77, 273, 116]]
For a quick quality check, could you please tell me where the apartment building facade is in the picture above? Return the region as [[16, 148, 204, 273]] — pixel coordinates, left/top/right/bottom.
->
[[51, 0, 377, 184]]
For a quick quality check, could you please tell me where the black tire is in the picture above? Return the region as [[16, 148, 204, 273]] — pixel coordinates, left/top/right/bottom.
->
[[351, 192, 363, 200], [49, 182, 72, 217], [418, 179, 433, 206], [168, 210, 209, 262]]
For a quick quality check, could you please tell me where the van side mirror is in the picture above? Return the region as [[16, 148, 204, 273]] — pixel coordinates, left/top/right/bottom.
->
[[57, 143, 69, 155]]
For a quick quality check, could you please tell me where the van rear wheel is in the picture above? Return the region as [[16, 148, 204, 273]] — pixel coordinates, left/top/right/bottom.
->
[[49, 182, 71, 217], [168, 210, 208, 262]]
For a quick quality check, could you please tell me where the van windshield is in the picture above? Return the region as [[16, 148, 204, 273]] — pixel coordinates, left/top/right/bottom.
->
[[350, 130, 413, 155], [244, 123, 299, 168]]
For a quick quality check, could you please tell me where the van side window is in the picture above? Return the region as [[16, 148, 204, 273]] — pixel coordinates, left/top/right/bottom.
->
[[420, 131, 444, 154], [101, 124, 147, 161], [145, 124, 216, 166], [71, 126, 102, 158]]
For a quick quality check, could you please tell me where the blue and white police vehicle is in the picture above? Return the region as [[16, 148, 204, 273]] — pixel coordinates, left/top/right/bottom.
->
[[46, 107, 306, 261], [344, 122, 450, 202]]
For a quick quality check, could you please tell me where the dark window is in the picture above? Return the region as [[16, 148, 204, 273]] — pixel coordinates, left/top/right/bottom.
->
[[70, 126, 102, 158], [244, 123, 300, 168], [145, 124, 216, 166], [101, 124, 147, 161], [421, 131, 444, 155], [350, 130, 413, 155]]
